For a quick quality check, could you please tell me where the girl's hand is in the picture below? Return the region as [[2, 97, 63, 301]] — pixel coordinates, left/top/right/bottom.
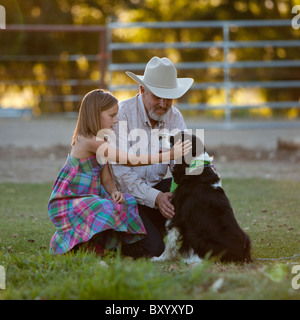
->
[[170, 140, 192, 160], [111, 191, 125, 204]]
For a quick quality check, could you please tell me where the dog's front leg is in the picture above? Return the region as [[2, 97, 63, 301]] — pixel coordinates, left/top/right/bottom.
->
[[151, 225, 180, 262]]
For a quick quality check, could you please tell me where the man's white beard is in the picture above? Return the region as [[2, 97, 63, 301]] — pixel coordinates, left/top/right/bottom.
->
[[148, 108, 169, 122]]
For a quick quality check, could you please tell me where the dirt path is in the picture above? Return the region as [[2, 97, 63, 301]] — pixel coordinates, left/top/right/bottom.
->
[[0, 117, 299, 183]]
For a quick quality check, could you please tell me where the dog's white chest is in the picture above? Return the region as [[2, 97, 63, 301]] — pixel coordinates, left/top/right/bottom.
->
[[211, 180, 222, 189]]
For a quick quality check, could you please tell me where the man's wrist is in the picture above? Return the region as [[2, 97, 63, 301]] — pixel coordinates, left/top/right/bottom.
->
[[154, 191, 163, 208]]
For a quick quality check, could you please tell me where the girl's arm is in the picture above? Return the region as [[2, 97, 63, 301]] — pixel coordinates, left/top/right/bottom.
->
[[100, 164, 118, 195], [86, 136, 191, 166], [100, 165, 125, 203]]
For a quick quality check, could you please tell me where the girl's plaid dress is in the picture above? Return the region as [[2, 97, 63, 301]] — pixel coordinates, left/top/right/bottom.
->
[[48, 155, 146, 255]]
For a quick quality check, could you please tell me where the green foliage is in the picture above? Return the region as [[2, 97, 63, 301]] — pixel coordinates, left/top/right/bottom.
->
[[0, 0, 299, 116]]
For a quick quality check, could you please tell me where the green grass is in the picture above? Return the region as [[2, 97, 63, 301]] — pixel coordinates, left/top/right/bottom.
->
[[0, 179, 300, 300]]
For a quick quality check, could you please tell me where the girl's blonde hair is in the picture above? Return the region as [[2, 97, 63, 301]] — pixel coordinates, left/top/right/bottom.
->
[[71, 89, 118, 145]]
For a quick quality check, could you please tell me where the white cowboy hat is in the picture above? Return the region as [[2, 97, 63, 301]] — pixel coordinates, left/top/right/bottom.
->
[[126, 56, 194, 99]]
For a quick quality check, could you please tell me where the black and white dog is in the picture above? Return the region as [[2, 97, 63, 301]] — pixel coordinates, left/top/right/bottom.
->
[[152, 133, 251, 264]]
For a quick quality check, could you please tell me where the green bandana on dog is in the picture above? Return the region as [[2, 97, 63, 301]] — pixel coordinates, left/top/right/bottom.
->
[[170, 152, 213, 194], [189, 159, 211, 174], [170, 179, 178, 193]]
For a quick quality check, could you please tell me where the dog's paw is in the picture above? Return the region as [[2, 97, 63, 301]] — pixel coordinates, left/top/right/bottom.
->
[[151, 254, 168, 262], [183, 256, 203, 265], [182, 250, 203, 265]]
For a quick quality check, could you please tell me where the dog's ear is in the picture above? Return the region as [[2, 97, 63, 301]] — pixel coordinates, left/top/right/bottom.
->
[[169, 135, 175, 149], [173, 131, 185, 144], [172, 163, 188, 185], [191, 134, 204, 158], [173, 131, 191, 165], [173, 131, 204, 165]]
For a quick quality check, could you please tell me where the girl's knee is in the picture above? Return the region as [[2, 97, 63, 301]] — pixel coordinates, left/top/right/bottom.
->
[[123, 193, 137, 206]]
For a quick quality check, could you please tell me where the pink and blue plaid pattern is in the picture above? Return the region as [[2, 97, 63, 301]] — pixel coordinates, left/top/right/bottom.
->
[[48, 155, 146, 255]]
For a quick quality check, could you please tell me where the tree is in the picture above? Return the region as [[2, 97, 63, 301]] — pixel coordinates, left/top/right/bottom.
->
[[0, 0, 299, 118]]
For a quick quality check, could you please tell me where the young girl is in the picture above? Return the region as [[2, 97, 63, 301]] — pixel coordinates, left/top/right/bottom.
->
[[48, 89, 190, 256]]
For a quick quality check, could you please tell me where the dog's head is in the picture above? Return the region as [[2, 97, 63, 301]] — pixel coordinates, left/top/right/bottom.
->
[[172, 131, 204, 161], [172, 131, 219, 186]]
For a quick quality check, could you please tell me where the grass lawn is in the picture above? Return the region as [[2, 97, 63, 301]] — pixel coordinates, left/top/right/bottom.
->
[[0, 179, 300, 300]]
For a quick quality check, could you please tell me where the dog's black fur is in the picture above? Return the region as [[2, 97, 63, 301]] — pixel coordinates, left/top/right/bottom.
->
[[168, 132, 251, 263]]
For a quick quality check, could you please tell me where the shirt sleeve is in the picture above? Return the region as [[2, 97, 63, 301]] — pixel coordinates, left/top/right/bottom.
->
[[109, 102, 187, 208], [110, 163, 161, 208], [169, 107, 187, 172], [109, 105, 160, 208]]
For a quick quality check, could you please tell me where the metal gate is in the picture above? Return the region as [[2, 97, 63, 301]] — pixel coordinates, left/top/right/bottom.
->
[[107, 20, 300, 128]]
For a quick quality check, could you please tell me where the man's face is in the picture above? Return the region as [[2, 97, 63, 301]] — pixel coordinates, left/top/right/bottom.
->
[[141, 86, 173, 122]]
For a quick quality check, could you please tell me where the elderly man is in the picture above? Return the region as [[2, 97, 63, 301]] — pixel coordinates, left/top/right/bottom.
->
[[110, 56, 194, 258]]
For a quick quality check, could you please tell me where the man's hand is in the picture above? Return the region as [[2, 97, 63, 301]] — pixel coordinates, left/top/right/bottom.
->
[[155, 192, 175, 219]]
